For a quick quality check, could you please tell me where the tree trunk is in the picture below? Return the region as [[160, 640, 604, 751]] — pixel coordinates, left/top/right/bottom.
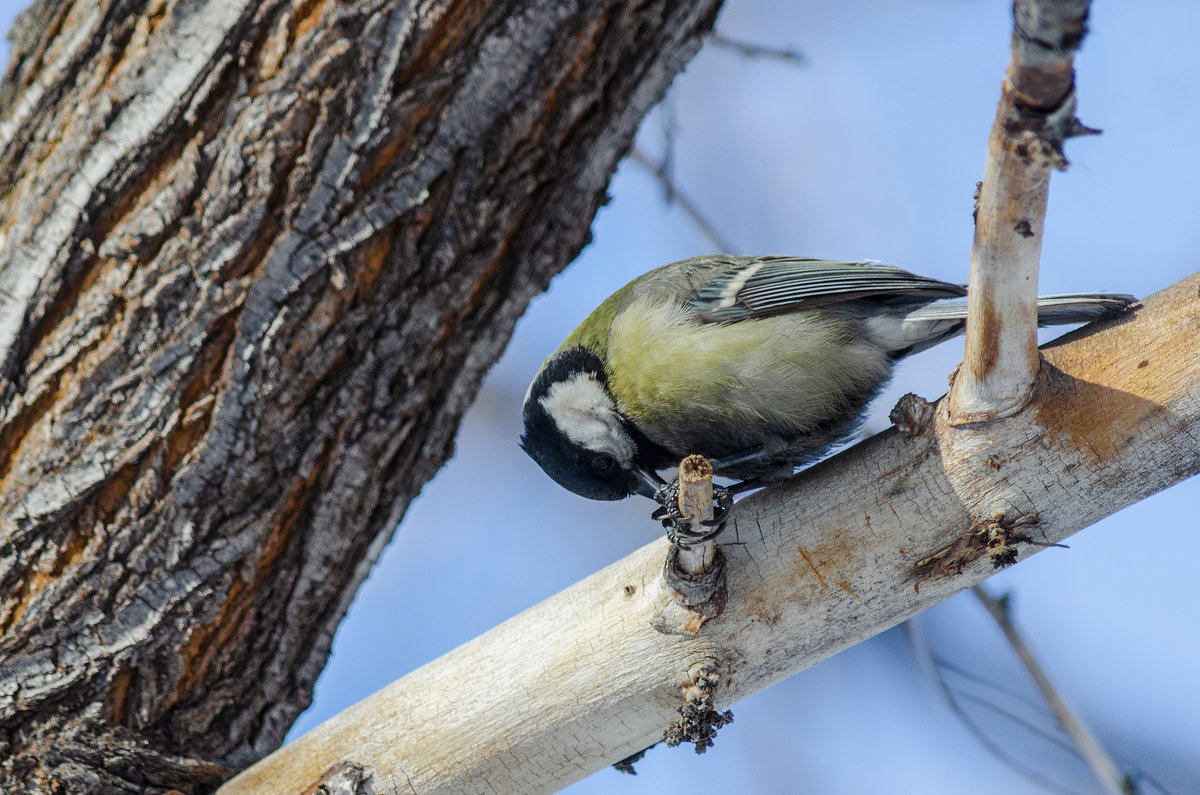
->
[[0, 0, 722, 791]]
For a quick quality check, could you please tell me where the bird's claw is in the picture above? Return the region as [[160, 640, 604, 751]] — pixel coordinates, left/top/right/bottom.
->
[[649, 479, 733, 544], [703, 486, 734, 527]]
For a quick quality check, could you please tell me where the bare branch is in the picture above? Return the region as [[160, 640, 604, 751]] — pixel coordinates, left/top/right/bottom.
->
[[972, 586, 1136, 795], [707, 33, 805, 64], [951, 0, 1094, 421], [906, 620, 1078, 795], [628, 147, 737, 252]]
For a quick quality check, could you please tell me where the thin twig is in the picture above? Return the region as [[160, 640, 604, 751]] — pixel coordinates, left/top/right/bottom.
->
[[953, 691, 1082, 759], [905, 619, 1078, 795], [627, 147, 736, 252], [663, 95, 680, 201], [707, 33, 805, 64], [972, 586, 1136, 795], [932, 653, 1061, 717]]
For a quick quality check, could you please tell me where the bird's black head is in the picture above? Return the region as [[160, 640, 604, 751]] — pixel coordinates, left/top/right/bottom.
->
[[520, 348, 660, 502]]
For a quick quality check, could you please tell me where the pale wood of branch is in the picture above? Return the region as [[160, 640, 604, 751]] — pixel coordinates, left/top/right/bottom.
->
[[223, 273, 1200, 795], [653, 455, 726, 638], [675, 454, 716, 573], [951, 0, 1092, 421]]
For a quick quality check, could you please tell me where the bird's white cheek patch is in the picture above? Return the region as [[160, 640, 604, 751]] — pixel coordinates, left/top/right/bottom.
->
[[539, 372, 635, 466]]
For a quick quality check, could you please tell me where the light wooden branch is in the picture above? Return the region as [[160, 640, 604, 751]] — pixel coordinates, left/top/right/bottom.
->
[[653, 455, 727, 639], [950, 0, 1094, 421], [674, 454, 718, 574], [221, 272, 1200, 795]]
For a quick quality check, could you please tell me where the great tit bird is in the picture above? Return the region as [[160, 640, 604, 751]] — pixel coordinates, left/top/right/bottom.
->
[[520, 255, 1131, 534]]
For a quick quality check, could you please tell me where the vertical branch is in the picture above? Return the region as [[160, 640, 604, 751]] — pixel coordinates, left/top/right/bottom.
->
[[950, 0, 1094, 422], [652, 455, 726, 638], [675, 454, 717, 573]]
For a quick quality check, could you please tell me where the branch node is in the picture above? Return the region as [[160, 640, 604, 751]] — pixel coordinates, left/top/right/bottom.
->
[[301, 762, 375, 795], [663, 544, 727, 607], [663, 662, 734, 754], [913, 511, 1044, 582], [1007, 128, 1069, 171], [653, 545, 727, 637], [890, 393, 936, 437]]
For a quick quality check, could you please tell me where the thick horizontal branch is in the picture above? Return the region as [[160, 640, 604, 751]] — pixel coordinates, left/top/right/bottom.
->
[[223, 272, 1200, 794]]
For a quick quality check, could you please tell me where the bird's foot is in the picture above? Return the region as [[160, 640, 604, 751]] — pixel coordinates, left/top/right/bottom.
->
[[650, 480, 733, 544]]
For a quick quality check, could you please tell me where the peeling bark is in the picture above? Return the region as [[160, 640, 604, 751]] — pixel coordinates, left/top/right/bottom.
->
[[0, 0, 722, 790]]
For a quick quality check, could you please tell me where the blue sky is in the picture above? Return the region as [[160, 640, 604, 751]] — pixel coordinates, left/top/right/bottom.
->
[[2, 1, 1196, 792]]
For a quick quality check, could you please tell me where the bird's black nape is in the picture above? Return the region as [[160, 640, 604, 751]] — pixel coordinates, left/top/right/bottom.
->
[[524, 347, 607, 407]]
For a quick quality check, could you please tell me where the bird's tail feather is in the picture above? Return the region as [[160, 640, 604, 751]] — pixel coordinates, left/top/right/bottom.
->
[[903, 293, 1134, 326]]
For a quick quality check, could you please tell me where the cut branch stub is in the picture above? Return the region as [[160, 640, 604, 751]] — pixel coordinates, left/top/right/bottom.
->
[[652, 455, 727, 637], [676, 454, 718, 570]]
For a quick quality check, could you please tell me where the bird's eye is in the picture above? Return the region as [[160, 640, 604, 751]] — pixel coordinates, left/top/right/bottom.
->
[[591, 454, 616, 474]]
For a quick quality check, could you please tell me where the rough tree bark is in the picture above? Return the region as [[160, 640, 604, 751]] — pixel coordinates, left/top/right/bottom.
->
[[0, 0, 723, 791]]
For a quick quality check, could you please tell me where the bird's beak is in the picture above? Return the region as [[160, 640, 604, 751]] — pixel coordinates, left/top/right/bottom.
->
[[631, 464, 665, 500]]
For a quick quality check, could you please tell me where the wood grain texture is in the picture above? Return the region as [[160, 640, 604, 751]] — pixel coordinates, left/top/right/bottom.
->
[[0, 0, 722, 790], [224, 272, 1200, 795]]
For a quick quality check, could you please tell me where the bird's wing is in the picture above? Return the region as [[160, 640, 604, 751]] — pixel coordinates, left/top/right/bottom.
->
[[688, 256, 966, 323]]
